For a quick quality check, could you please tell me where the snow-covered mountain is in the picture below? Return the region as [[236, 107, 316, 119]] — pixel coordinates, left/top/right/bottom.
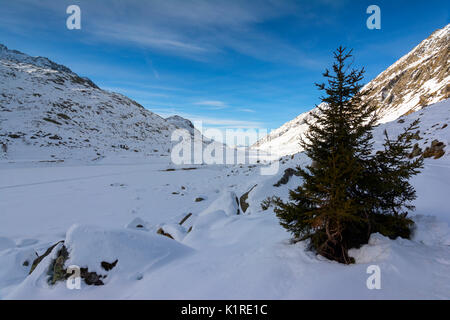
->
[[1, 98, 449, 300], [165, 115, 197, 136], [364, 24, 449, 123], [253, 24, 450, 156], [0, 44, 202, 162], [0, 34, 449, 300]]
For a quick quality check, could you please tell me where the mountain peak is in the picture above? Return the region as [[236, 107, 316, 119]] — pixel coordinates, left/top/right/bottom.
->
[[253, 24, 449, 156], [0, 45, 202, 162], [0, 43, 74, 74]]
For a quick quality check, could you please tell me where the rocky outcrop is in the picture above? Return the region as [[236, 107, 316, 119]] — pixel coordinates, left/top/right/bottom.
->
[[274, 168, 296, 187], [423, 140, 446, 159], [157, 228, 175, 240], [240, 185, 257, 213]]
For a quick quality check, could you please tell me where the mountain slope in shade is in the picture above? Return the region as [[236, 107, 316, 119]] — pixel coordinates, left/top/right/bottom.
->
[[0, 45, 201, 162], [253, 24, 449, 156]]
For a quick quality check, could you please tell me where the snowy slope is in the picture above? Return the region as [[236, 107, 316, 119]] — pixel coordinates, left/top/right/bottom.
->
[[166, 115, 196, 136], [251, 104, 321, 156], [0, 99, 449, 299], [0, 44, 203, 162], [0, 28, 449, 300], [372, 99, 450, 157], [253, 24, 450, 156]]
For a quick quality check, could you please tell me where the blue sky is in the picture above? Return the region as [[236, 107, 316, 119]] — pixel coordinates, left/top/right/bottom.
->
[[0, 0, 448, 138]]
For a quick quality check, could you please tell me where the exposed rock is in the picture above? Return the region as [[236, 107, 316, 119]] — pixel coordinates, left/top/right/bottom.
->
[[409, 143, 423, 158], [195, 197, 205, 202], [179, 213, 192, 226], [423, 140, 446, 159], [157, 228, 174, 240], [101, 259, 118, 271], [240, 185, 257, 213], [411, 130, 421, 140], [48, 245, 69, 285], [80, 268, 105, 286], [29, 240, 64, 275], [126, 217, 148, 230], [29, 240, 113, 286], [274, 168, 296, 187]]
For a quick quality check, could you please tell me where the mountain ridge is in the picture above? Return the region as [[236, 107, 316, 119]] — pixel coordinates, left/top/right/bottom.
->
[[252, 24, 450, 156], [0, 44, 201, 162]]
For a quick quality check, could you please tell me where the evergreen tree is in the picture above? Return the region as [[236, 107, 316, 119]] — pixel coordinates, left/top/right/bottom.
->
[[275, 47, 377, 264], [368, 119, 424, 239], [274, 47, 423, 264]]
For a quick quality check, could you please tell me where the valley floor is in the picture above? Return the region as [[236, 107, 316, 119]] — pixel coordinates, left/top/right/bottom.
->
[[0, 152, 449, 299]]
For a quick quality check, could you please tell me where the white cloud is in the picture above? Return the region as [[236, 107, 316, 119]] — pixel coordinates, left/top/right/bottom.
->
[[3, 0, 324, 67], [194, 100, 228, 109], [237, 108, 256, 113]]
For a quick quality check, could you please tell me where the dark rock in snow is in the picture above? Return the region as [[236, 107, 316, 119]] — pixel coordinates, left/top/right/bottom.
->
[[179, 213, 192, 225], [240, 185, 257, 213], [157, 228, 174, 240], [423, 139, 446, 159], [29, 240, 64, 275], [101, 259, 118, 271], [274, 168, 296, 187]]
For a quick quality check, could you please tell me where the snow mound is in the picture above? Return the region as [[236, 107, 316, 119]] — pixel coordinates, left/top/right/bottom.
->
[[125, 217, 149, 231], [349, 233, 392, 263], [158, 223, 188, 242], [200, 191, 240, 217], [65, 224, 193, 276]]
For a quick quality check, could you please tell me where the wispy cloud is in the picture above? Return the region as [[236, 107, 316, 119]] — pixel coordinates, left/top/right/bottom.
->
[[237, 108, 256, 113], [2, 0, 325, 67], [194, 100, 228, 110]]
